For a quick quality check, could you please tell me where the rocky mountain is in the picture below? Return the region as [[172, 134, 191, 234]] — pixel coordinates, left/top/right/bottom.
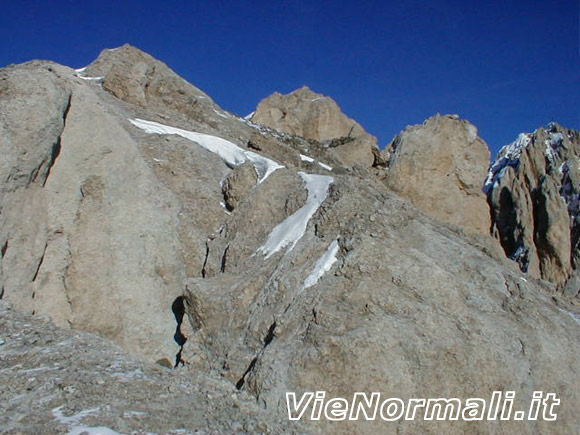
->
[[485, 123, 580, 290], [1, 44, 579, 433], [251, 86, 381, 168], [384, 114, 493, 236]]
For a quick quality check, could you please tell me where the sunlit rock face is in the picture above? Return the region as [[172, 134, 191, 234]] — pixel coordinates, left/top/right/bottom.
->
[[485, 123, 580, 287], [1, 45, 580, 434], [385, 114, 492, 236], [251, 85, 380, 168]]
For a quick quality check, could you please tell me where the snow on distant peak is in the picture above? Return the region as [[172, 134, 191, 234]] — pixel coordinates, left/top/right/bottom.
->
[[545, 132, 564, 166], [300, 239, 339, 292], [129, 118, 283, 183], [244, 111, 255, 120], [258, 172, 333, 258], [483, 133, 532, 194]]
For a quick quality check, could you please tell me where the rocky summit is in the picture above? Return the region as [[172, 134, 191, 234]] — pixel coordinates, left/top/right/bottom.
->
[[0, 44, 579, 434]]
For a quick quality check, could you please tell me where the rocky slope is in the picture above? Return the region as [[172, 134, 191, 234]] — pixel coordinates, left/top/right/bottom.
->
[[1, 44, 579, 434], [251, 86, 381, 168], [485, 123, 580, 289], [0, 300, 296, 434]]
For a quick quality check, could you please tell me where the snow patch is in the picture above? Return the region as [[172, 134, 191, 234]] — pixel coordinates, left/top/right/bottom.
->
[[300, 239, 339, 292], [300, 154, 315, 163], [53, 406, 120, 435], [130, 118, 284, 183], [559, 308, 580, 327], [483, 133, 531, 194], [78, 75, 104, 82], [213, 109, 230, 119], [465, 124, 478, 143], [258, 172, 333, 258], [317, 162, 333, 171], [545, 132, 564, 166], [244, 111, 255, 120]]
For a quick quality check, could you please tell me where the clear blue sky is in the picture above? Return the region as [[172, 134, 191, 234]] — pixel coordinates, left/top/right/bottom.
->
[[1, 0, 578, 154]]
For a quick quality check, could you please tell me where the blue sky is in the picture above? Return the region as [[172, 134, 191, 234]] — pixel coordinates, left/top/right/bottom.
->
[[1, 0, 578, 154]]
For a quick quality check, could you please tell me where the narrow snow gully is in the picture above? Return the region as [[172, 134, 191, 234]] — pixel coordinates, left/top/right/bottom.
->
[[129, 118, 284, 183], [258, 172, 334, 258]]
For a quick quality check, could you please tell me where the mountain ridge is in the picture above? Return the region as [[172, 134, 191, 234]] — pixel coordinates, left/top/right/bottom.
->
[[1, 44, 579, 434]]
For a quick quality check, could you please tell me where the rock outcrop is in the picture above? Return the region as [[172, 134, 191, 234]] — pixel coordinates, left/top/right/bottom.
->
[[485, 123, 580, 287], [2, 46, 580, 434], [251, 86, 379, 168], [384, 114, 492, 236]]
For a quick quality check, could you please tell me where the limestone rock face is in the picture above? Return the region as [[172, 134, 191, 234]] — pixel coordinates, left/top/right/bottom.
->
[[183, 173, 580, 434], [385, 114, 492, 235], [251, 86, 378, 167], [485, 123, 580, 286], [82, 44, 216, 119]]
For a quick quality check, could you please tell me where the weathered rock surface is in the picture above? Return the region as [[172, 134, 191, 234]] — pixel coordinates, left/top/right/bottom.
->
[[251, 86, 379, 168], [486, 123, 580, 286], [182, 171, 580, 434], [384, 114, 493, 236], [0, 45, 347, 366], [0, 300, 297, 434], [1, 46, 580, 434]]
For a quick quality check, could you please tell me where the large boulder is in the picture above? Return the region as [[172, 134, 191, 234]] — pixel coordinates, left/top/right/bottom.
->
[[385, 114, 492, 236]]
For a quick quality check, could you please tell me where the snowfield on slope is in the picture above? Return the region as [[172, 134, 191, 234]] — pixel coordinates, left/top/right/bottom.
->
[[258, 172, 333, 258], [130, 118, 283, 183], [300, 238, 340, 292]]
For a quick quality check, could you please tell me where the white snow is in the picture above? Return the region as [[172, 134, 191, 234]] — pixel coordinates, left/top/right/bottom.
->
[[258, 172, 333, 258], [317, 162, 333, 171], [465, 124, 478, 143], [559, 308, 580, 327], [299, 154, 315, 163], [309, 97, 327, 102], [52, 406, 120, 435], [213, 109, 230, 119], [78, 75, 104, 82], [74, 67, 87, 73], [559, 161, 567, 175], [53, 406, 100, 425], [130, 118, 284, 183], [545, 132, 564, 166], [244, 111, 255, 120], [483, 133, 531, 193], [301, 239, 339, 291]]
